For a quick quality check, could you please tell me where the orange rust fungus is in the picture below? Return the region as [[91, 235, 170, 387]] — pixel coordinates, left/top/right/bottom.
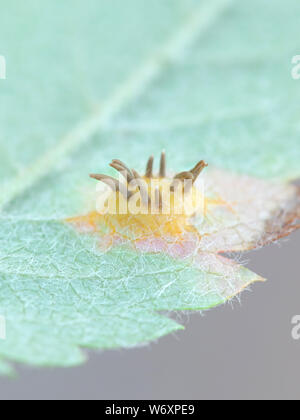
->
[[67, 153, 228, 250]]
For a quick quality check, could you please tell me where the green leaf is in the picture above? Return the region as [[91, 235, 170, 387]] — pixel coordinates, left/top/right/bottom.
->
[[0, 218, 264, 368], [0, 0, 299, 372]]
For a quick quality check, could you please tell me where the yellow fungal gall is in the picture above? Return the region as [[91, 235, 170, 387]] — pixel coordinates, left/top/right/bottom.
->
[[67, 152, 227, 257]]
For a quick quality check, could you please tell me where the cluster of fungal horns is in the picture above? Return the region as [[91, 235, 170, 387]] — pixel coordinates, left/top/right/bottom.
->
[[90, 152, 208, 209]]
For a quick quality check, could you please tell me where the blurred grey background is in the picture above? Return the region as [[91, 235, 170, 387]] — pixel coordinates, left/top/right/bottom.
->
[[0, 228, 299, 400]]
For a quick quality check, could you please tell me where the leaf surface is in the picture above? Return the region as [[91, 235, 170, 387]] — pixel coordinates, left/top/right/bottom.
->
[[0, 0, 299, 372]]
